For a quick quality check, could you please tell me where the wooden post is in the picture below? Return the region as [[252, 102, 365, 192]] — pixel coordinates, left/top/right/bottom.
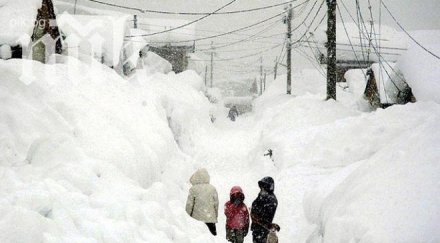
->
[[74, 0, 78, 14], [263, 72, 267, 92], [326, 0, 337, 100], [260, 57, 263, 95], [286, 4, 293, 95], [274, 58, 278, 80], [204, 65, 208, 87], [133, 15, 138, 29], [210, 41, 214, 88]]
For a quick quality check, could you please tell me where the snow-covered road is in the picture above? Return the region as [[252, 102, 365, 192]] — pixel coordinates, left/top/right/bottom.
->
[[185, 112, 336, 242]]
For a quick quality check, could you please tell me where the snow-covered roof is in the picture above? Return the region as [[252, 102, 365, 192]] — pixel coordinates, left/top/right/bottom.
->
[[123, 28, 149, 66], [0, 0, 42, 47], [313, 23, 407, 62], [131, 18, 196, 46], [58, 13, 129, 67], [371, 62, 407, 104], [397, 30, 440, 104]]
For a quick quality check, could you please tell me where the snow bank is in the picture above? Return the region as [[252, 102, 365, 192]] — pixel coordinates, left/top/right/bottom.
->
[[305, 103, 440, 242], [0, 0, 42, 47], [0, 44, 12, 60], [139, 51, 173, 75], [131, 67, 211, 155], [58, 13, 129, 68], [252, 68, 440, 242], [0, 56, 214, 242], [344, 69, 367, 96], [398, 40, 440, 103]]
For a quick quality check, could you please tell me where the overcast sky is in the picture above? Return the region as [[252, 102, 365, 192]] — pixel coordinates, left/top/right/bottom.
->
[[65, 0, 440, 82]]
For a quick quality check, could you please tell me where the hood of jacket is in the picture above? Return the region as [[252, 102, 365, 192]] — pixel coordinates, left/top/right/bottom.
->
[[190, 168, 210, 185], [258, 177, 275, 193], [230, 186, 245, 199]]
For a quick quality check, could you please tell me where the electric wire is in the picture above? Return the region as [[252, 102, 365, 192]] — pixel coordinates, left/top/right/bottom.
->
[[124, 0, 237, 37], [85, 0, 301, 15], [381, 0, 440, 60], [126, 1, 310, 40]]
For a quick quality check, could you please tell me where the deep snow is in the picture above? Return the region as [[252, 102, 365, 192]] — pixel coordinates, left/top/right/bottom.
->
[[1, 36, 439, 243]]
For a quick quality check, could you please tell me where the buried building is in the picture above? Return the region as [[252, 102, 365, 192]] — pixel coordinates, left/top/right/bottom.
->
[[0, 0, 62, 62], [127, 18, 196, 73], [364, 63, 416, 109], [311, 23, 407, 83]]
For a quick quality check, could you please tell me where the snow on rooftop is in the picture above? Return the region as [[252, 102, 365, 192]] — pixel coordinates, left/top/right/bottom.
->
[[58, 13, 129, 67], [397, 30, 440, 104], [0, 0, 42, 47], [314, 23, 407, 62], [371, 62, 407, 104]]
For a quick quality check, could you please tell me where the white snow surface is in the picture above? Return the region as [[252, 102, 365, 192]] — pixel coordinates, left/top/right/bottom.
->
[[0, 32, 439, 243], [58, 13, 129, 68], [0, 44, 12, 60], [397, 31, 440, 103], [0, 0, 42, 47], [0, 57, 215, 242], [252, 68, 440, 242]]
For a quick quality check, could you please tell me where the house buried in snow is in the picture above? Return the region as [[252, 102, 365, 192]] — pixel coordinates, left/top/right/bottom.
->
[[128, 18, 196, 73], [311, 23, 407, 82], [0, 0, 62, 62], [364, 63, 415, 109]]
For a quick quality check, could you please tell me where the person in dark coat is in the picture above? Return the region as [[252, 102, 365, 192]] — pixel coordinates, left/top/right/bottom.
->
[[250, 177, 278, 243], [228, 106, 239, 121]]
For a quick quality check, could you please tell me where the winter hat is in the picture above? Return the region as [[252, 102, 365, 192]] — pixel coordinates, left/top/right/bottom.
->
[[258, 177, 275, 193], [230, 186, 245, 201]]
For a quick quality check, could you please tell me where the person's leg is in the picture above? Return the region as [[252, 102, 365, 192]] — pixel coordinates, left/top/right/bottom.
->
[[252, 230, 268, 243], [206, 223, 217, 236], [235, 230, 245, 243], [226, 228, 233, 242]]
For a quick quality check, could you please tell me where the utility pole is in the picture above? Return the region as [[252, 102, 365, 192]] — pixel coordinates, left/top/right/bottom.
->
[[263, 72, 267, 92], [204, 65, 208, 87], [210, 41, 214, 88], [74, 0, 78, 14], [259, 56, 263, 95], [274, 58, 278, 80], [133, 15, 138, 29], [286, 4, 293, 95], [326, 0, 337, 100]]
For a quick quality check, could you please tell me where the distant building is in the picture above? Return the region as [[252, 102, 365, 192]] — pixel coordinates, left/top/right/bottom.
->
[[129, 18, 196, 73], [0, 0, 62, 62]]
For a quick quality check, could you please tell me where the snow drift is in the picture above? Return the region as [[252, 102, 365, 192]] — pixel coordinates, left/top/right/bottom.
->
[[0, 56, 214, 242]]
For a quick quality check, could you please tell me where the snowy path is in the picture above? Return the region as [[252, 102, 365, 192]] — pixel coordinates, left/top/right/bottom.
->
[[187, 114, 336, 242]]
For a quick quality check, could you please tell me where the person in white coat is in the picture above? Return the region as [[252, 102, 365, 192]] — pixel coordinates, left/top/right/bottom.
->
[[186, 168, 219, 235]]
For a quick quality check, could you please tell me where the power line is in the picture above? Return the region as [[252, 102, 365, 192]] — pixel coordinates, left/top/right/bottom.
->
[[125, 0, 237, 37], [193, 44, 283, 62], [290, 0, 325, 46], [126, 1, 310, 41], [381, 0, 440, 60], [85, 0, 302, 15], [336, 4, 367, 78], [216, 44, 283, 61], [196, 19, 281, 51]]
